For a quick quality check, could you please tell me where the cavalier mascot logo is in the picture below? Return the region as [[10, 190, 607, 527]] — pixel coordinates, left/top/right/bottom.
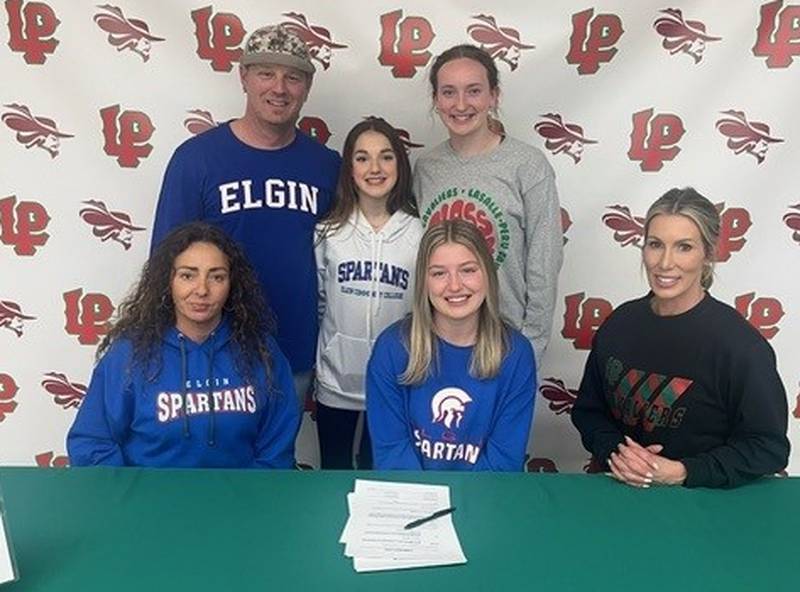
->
[[539, 377, 578, 415], [0, 299, 35, 337], [41, 372, 87, 410], [602, 205, 645, 248], [534, 113, 597, 163], [715, 109, 783, 164], [784, 204, 800, 245], [93, 4, 164, 61], [561, 207, 573, 245], [653, 8, 721, 63], [361, 115, 423, 153], [184, 109, 219, 136], [2, 103, 72, 157], [466, 14, 535, 71], [280, 12, 347, 70], [79, 199, 145, 250]]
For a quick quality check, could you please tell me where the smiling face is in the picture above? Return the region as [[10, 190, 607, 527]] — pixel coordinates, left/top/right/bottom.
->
[[240, 63, 310, 132], [171, 241, 230, 341], [427, 241, 487, 332], [643, 214, 708, 316], [351, 130, 398, 206], [433, 57, 498, 141]]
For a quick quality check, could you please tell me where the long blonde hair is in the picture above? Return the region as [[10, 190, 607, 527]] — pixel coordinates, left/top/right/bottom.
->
[[401, 219, 508, 384]]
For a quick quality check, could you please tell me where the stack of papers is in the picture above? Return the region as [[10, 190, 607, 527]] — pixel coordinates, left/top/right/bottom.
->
[[339, 479, 467, 572], [0, 492, 17, 585]]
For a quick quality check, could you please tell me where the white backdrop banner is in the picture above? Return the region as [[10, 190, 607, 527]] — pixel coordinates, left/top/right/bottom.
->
[[1, 0, 798, 473]]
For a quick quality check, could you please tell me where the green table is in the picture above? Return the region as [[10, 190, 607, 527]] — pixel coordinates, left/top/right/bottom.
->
[[0, 468, 795, 591]]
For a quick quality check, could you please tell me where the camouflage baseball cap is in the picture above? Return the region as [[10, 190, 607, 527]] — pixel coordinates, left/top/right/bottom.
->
[[241, 24, 315, 74]]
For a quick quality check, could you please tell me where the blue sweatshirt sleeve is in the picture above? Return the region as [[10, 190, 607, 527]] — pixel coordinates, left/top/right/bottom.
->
[[67, 344, 132, 466], [253, 338, 300, 468], [366, 328, 422, 470], [474, 334, 536, 471], [151, 143, 204, 253]]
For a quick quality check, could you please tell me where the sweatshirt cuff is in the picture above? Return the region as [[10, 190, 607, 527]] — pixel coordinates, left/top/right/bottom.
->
[[596, 435, 625, 469], [680, 457, 710, 488]]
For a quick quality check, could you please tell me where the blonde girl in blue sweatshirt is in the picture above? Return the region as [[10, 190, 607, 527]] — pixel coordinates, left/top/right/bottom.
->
[[314, 117, 423, 469]]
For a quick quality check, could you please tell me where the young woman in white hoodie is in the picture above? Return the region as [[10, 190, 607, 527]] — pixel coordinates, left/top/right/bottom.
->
[[314, 117, 423, 469]]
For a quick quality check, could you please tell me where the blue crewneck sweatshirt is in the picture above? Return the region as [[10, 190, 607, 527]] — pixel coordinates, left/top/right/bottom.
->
[[366, 321, 536, 471], [67, 318, 299, 468], [151, 123, 342, 372]]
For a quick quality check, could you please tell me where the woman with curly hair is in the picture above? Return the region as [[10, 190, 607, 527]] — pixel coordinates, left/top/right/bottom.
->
[[67, 222, 299, 467]]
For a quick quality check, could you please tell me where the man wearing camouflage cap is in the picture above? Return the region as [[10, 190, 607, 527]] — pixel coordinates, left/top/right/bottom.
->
[[152, 25, 341, 412]]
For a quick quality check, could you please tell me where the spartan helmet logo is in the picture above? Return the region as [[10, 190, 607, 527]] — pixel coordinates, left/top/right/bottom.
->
[[431, 387, 472, 438]]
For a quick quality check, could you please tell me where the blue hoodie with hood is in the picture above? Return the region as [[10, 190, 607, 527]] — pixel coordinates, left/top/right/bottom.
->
[[67, 318, 299, 468]]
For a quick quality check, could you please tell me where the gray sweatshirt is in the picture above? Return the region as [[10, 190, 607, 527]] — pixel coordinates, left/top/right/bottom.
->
[[413, 136, 563, 365]]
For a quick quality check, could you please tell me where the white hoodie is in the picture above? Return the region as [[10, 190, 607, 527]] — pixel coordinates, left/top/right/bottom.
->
[[315, 209, 423, 410]]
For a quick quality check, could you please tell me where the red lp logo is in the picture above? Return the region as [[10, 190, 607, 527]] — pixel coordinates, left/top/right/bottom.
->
[[562, 292, 613, 350], [5, 0, 59, 64], [299, 116, 332, 145], [753, 0, 800, 68], [566, 8, 624, 74], [378, 10, 435, 78], [35, 451, 69, 467], [628, 108, 685, 171], [0, 195, 50, 255], [715, 205, 752, 262], [63, 288, 114, 345], [0, 373, 19, 421], [191, 5, 244, 72], [101, 105, 154, 168], [734, 293, 784, 340]]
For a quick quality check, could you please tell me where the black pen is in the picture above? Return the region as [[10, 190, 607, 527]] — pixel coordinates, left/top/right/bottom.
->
[[403, 507, 456, 530]]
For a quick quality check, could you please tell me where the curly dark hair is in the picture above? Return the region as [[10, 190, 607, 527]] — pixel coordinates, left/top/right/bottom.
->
[[98, 222, 275, 381]]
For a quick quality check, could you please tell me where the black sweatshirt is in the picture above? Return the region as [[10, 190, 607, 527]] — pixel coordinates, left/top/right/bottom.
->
[[572, 293, 789, 488]]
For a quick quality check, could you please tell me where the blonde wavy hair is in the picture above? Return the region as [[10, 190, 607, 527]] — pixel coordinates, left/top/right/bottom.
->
[[401, 219, 508, 384]]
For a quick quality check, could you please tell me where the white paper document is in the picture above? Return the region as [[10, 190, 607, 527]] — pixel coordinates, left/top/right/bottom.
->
[[339, 479, 467, 572], [0, 502, 16, 585]]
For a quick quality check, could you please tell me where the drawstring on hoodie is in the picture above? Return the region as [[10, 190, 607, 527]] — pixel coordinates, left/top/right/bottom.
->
[[366, 222, 386, 343], [178, 334, 190, 439], [177, 329, 217, 447], [207, 329, 216, 447]]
